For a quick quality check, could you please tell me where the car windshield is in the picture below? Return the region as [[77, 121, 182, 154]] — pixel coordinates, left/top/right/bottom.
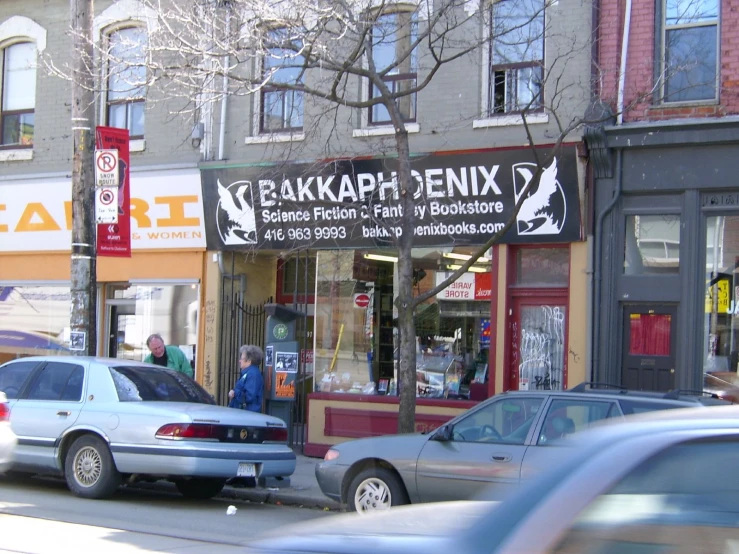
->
[[109, 366, 215, 404]]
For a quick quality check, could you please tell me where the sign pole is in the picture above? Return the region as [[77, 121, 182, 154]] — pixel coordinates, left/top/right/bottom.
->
[[69, 0, 97, 356]]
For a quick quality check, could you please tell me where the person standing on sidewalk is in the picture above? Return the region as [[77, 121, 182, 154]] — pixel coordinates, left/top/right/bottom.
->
[[144, 333, 194, 378], [228, 344, 264, 413]]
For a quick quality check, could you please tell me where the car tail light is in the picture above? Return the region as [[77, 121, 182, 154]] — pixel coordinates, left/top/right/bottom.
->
[[0, 403, 8, 422], [156, 423, 222, 441], [263, 427, 288, 443]]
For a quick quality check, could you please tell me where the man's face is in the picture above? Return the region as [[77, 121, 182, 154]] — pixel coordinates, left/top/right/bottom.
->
[[149, 338, 166, 357]]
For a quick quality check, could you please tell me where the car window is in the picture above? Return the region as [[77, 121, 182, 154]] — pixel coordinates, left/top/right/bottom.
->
[[110, 365, 215, 404], [26, 362, 84, 401], [549, 438, 739, 554], [452, 397, 543, 444], [538, 399, 618, 445], [619, 398, 687, 415], [0, 360, 40, 399]]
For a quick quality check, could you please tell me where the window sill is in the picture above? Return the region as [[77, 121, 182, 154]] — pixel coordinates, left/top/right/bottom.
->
[[130, 139, 145, 152], [353, 123, 420, 137], [0, 148, 33, 162], [245, 133, 305, 145], [473, 113, 549, 128]]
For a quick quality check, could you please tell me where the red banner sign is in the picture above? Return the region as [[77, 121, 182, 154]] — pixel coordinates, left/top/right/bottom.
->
[[95, 127, 131, 257]]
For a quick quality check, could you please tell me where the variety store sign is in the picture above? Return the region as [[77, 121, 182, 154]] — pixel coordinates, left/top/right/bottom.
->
[[0, 170, 206, 252], [201, 147, 582, 250]]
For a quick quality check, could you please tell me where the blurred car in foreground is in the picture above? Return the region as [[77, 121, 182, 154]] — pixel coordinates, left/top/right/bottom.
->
[[317, 383, 729, 512], [0, 391, 17, 472], [0, 356, 294, 499], [250, 406, 739, 554], [704, 372, 739, 403]]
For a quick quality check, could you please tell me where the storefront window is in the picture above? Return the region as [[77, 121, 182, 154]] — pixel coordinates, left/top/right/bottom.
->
[[624, 215, 681, 275], [516, 247, 569, 286], [0, 285, 72, 364], [106, 284, 199, 372], [313, 249, 492, 399], [703, 215, 739, 374]]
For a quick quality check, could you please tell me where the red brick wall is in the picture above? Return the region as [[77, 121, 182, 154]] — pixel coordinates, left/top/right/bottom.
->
[[597, 0, 739, 122]]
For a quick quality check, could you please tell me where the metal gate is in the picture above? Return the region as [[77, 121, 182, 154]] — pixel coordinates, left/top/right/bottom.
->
[[218, 280, 270, 406]]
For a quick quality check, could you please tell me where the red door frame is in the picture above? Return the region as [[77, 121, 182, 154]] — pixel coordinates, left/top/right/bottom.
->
[[503, 245, 571, 392]]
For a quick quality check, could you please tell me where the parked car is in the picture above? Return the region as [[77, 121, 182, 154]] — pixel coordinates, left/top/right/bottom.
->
[[251, 405, 739, 553], [0, 356, 295, 499], [0, 391, 17, 472], [704, 372, 739, 403], [316, 383, 730, 513]]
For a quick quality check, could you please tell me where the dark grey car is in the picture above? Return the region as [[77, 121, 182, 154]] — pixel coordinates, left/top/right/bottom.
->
[[316, 384, 729, 512]]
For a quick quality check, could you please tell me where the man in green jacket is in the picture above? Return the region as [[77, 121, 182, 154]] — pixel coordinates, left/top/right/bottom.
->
[[144, 333, 194, 378]]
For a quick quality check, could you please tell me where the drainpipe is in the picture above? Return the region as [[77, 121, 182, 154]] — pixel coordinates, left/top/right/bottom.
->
[[616, 0, 633, 124], [592, 149, 623, 382], [218, 251, 246, 298]]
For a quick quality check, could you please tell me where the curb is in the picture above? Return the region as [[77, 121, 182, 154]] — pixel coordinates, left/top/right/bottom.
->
[[218, 485, 343, 511]]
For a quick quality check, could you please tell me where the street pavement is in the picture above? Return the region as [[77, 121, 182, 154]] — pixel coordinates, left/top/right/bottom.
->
[[218, 452, 343, 511]]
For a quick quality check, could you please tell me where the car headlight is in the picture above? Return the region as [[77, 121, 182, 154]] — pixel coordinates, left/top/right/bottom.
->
[[324, 448, 340, 462]]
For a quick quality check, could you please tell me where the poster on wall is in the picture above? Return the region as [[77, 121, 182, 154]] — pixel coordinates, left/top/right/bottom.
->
[[200, 146, 582, 251]]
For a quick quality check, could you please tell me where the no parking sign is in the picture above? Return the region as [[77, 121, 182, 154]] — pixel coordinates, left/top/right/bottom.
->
[[95, 186, 118, 223]]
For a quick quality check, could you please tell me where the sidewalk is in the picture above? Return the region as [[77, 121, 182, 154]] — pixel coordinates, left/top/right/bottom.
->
[[218, 453, 343, 511]]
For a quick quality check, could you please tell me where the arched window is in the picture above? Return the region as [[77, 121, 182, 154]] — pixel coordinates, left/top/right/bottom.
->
[[106, 26, 146, 138], [1, 41, 36, 147]]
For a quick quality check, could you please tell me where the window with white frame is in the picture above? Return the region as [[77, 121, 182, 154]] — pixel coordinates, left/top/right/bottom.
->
[[368, 11, 417, 125], [106, 26, 146, 138], [260, 28, 304, 133], [487, 0, 545, 115], [662, 0, 718, 103], [1, 42, 36, 147]]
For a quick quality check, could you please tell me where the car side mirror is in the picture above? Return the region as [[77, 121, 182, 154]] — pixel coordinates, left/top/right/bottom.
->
[[431, 424, 452, 442]]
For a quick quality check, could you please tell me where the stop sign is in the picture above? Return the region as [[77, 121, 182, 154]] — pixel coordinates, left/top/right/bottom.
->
[[354, 293, 371, 308]]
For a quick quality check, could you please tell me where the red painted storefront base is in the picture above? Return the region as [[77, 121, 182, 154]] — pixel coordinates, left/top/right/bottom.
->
[[304, 392, 476, 458]]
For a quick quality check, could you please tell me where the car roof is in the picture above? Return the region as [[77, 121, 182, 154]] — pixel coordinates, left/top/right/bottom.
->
[[499, 384, 728, 405], [5, 356, 156, 369]]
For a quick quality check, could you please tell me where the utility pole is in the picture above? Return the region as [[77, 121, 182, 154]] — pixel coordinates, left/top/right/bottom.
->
[[70, 0, 97, 356]]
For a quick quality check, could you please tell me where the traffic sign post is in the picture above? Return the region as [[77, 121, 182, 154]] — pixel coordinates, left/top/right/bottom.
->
[[94, 149, 119, 188]]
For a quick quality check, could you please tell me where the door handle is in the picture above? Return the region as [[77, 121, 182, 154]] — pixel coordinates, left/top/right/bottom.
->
[[492, 454, 512, 462], [57, 411, 71, 417]]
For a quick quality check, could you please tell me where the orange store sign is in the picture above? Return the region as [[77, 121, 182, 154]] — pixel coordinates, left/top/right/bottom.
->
[[0, 170, 206, 252]]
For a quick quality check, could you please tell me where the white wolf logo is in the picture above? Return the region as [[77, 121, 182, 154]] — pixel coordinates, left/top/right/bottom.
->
[[512, 158, 566, 236], [216, 180, 257, 245]]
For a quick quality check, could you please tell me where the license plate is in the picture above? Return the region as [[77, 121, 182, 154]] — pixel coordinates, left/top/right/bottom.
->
[[237, 463, 256, 477]]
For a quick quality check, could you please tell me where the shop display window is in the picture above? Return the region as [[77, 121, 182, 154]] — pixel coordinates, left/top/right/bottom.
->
[[106, 283, 199, 370], [0, 285, 72, 363], [313, 249, 492, 399], [703, 215, 739, 375]]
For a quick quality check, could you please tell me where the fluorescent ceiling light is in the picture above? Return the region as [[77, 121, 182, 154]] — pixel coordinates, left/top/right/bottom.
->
[[364, 254, 399, 263], [446, 264, 489, 273], [443, 252, 490, 263]]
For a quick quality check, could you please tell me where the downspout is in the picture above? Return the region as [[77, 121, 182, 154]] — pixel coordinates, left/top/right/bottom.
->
[[218, 9, 231, 161], [616, 0, 633, 124], [218, 251, 246, 298], [592, 148, 622, 382]]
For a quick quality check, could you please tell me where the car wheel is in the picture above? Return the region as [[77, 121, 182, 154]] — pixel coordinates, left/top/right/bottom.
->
[[64, 435, 121, 499], [347, 467, 409, 514], [175, 478, 227, 499]]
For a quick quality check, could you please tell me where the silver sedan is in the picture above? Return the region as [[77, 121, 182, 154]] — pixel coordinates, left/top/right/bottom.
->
[[0, 356, 295, 499], [316, 388, 728, 512]]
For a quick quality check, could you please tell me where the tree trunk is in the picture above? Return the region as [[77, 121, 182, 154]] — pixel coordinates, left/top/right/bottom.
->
[[70, 0, 97, 356], [394, 128, 417, 434]]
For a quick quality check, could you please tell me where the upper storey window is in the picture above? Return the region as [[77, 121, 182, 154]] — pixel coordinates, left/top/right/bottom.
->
[[106, 26, 147, 138], [1, 42, 36, 147]]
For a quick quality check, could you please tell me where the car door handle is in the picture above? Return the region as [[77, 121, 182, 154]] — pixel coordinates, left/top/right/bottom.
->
[[492, 454, 512, 462], [57, 411, 71, 417]]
